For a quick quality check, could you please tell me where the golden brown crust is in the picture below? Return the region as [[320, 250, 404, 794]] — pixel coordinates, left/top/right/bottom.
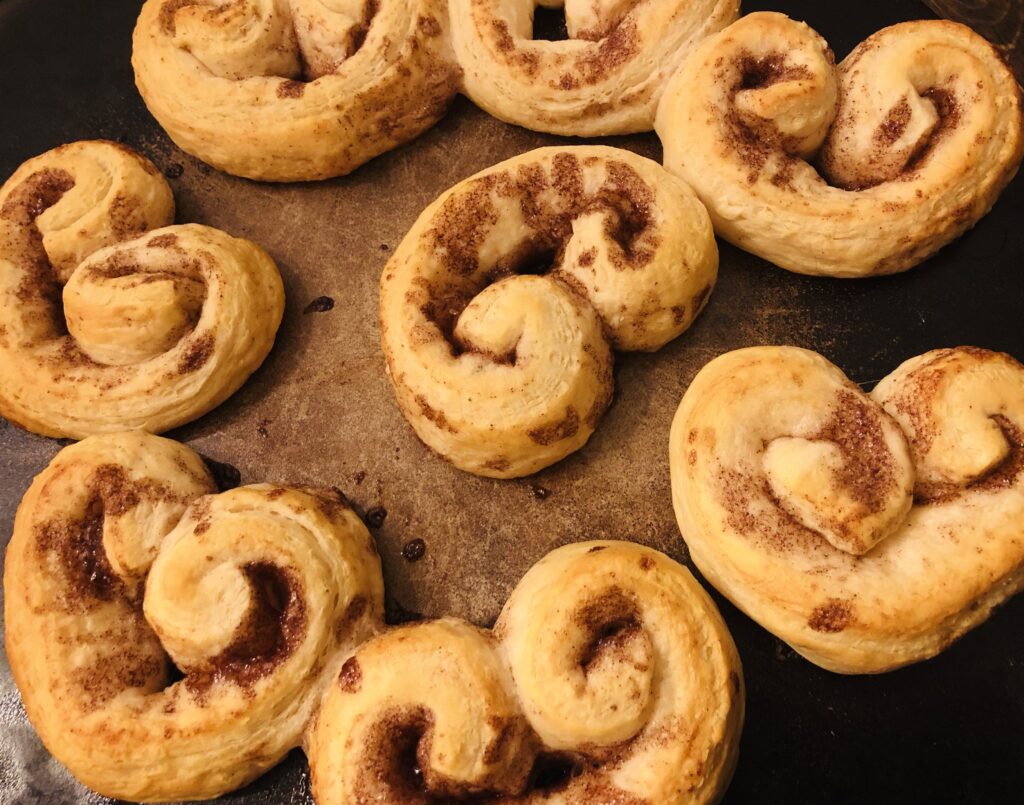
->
[[132, 1, 740, 179], [451, 0, 739, 136], [670, 346, 1024, 673], [0, 140, 285, 438], [132, 0, 460, 182], [308, 541, 743, 804], [380, 146, 717, 478], [656, 13, 1024, 277], [3, 432, 385, 801]]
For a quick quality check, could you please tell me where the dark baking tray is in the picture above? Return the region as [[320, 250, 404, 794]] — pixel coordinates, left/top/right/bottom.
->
[[1, 0, 1022, 803]]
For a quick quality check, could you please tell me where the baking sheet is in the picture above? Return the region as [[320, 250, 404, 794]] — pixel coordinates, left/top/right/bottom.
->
[[1, 0, 1023, 802]]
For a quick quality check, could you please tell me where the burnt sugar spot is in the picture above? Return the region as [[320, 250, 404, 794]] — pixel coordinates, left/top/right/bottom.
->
[[529, 483, 551, 500], [304, 295, 335, 314], [338, 656, 362, 693], [529, 752, 585, 792], [808, 599, 852, 633], [401, 538, 426, 562], [365, 506, 388, 528]]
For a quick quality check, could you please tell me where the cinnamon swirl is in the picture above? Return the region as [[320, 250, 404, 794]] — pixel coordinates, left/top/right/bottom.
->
[[0, 140, 285, 438], [380, 146, 717, 478], [655, 13, 1024, 277], [670, 346, 1024, 673], [309, 540, 743, 803], [132, 0, 460, 181], [3, 431, 384, 801]]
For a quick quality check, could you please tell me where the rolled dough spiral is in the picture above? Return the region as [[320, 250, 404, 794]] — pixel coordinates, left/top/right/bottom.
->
[[309, 540, 743, 803], [655, 12, 1024, 277], [132, 0, 460, 181], [132, 1, 741, 179], [0, 140, 285, 438], [3, 431, 384, 801], [380, 146, 717, 478]]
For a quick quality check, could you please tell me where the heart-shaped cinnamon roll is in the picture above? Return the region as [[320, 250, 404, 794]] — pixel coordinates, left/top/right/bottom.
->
[[655, 12, 1024, 277], [309, 540, 743, 804], [380, 146, 717, 478], [670, 346, 1024, 673], [0, 140, 284, 438], [3, 431, 384, 801]]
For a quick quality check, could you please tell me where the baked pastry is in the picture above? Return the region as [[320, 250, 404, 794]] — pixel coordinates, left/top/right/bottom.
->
[[309, 540, 743, 803], [0, 140, 285, 438], [3, 431, 384, 801], [380, 146, 717, 478], [655, 12, 1024, 277], [450, 0, 739, 135], [132, 0, 460, 181], [670, 346, 1024, 673]]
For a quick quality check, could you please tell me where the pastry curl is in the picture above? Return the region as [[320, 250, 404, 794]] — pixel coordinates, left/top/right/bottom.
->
[[309, 540, 743, 804], [450, 0, 739, 136], [380, 146, 717, 478], [670, 346, 1024, 673], [0, 140, 285, 438], [3, 431, 384, 802], [132, 0, 460, 181], [655, 12, 1024, 277]]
